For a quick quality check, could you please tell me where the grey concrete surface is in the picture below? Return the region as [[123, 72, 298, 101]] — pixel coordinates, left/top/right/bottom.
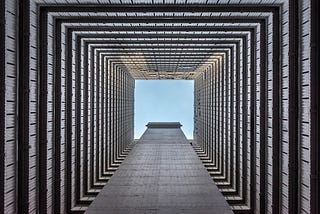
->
[[85, 123, 233, 214]]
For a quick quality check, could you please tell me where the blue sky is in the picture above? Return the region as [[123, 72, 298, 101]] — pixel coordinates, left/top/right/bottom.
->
[[134, 80, 194, 139]]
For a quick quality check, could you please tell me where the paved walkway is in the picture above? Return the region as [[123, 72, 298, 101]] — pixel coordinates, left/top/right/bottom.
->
[[85, 122, 233, 214]]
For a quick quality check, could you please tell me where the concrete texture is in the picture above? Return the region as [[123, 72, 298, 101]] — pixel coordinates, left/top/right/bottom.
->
[[85, 123, 233, 214]]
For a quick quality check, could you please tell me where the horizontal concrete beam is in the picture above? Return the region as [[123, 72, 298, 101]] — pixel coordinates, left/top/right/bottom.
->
[[146, 122, 182, 128]]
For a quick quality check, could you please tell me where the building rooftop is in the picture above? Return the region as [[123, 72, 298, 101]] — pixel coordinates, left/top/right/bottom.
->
[[146, 122, 182, 128]]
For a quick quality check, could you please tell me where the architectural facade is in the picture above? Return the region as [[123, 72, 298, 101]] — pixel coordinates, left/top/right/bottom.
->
[[0, 0, 319, 213]]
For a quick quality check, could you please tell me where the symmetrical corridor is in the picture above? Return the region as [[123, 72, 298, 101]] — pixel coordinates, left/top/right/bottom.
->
[[1, 0, 320, 213]]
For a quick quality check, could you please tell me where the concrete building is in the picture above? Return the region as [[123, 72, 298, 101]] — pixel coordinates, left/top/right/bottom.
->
[[85, 122, 233, 214], [0, 0, 319, 213]]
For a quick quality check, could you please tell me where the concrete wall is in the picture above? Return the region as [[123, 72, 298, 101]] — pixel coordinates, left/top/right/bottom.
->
[[0, 0, 319, 213], [194, 1, 316, 213]]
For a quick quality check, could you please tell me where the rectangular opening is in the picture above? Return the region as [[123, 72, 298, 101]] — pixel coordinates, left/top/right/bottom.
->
[[134, 80, 194, 139]]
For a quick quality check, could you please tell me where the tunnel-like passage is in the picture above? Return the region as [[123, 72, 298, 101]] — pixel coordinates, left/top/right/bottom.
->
[[1, 1, 320, 214]]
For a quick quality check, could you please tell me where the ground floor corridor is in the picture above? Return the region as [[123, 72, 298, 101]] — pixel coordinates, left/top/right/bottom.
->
[[86, 122, 232, 214]]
